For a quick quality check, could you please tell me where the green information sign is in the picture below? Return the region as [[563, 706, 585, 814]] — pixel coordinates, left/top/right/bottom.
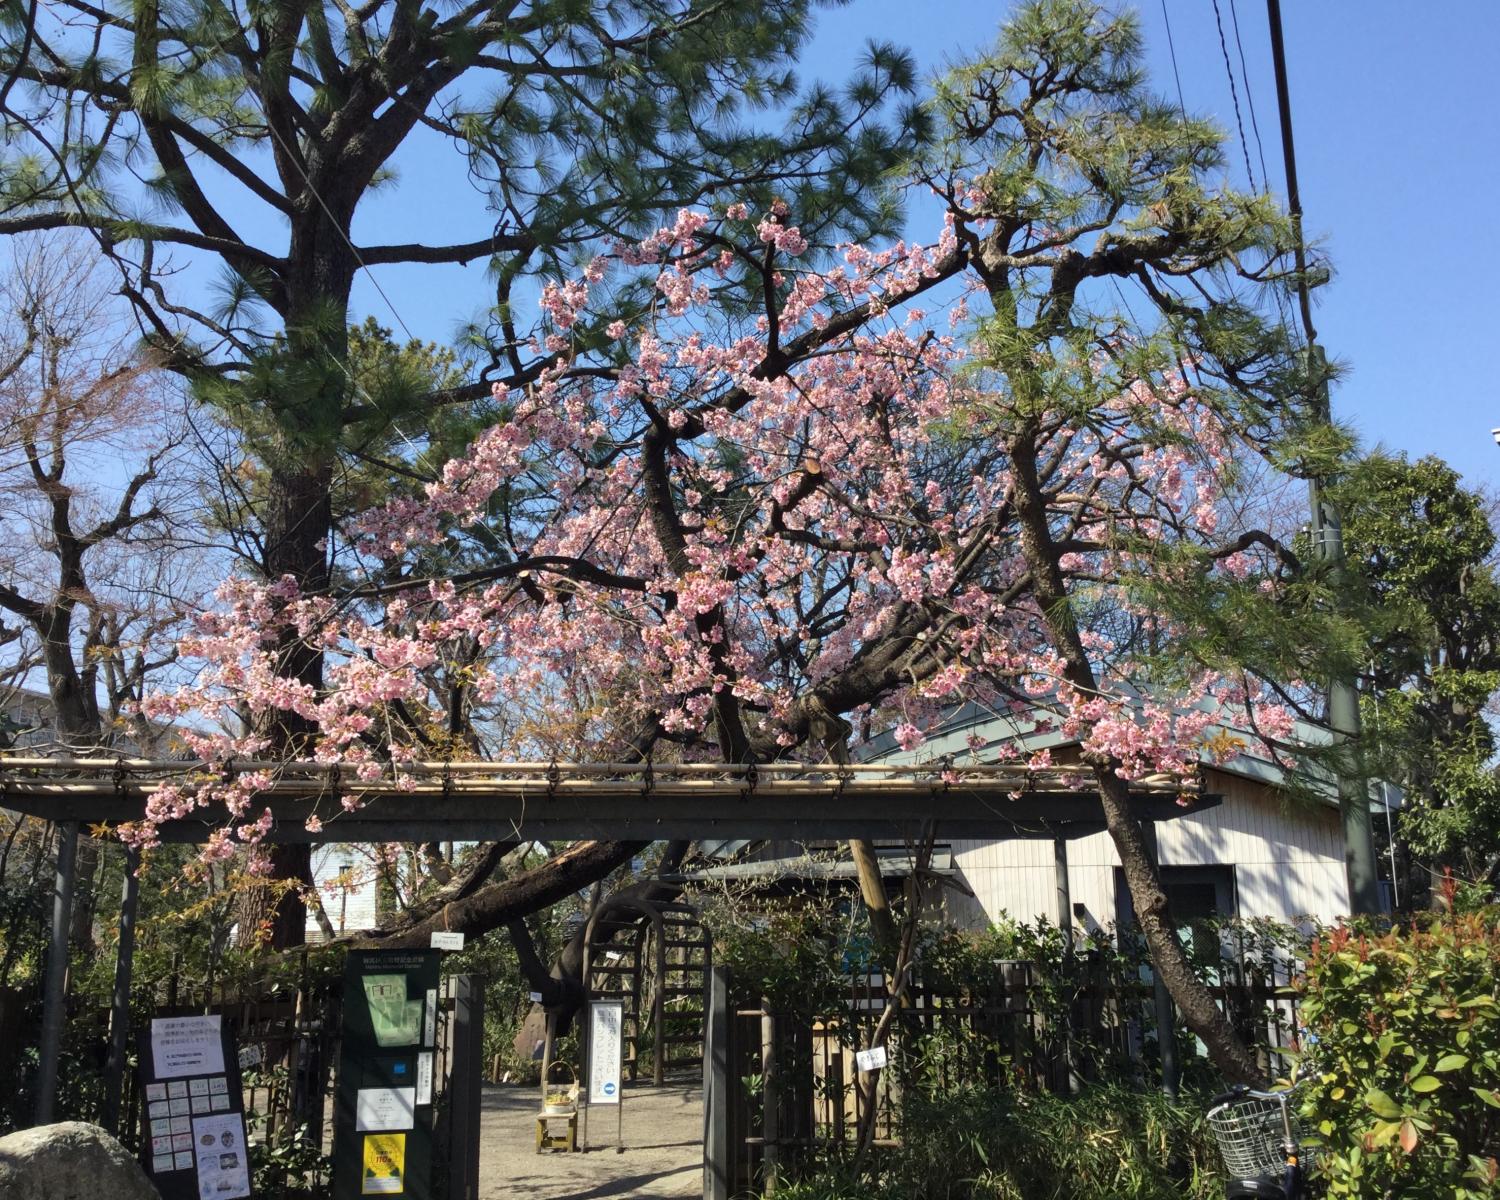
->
[[333, 951, 441, 1200]]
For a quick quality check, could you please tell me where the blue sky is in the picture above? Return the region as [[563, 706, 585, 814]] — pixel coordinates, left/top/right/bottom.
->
[[815, 1, 1500, 491], [321, 1, 1500, 492]]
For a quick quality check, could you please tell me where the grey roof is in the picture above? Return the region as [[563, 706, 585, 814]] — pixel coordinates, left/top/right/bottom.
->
[[866, 697, 1398, 813]]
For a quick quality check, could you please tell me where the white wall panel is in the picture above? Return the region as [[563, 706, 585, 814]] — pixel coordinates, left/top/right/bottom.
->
[[307, 846, 380, 938], [946, 768, 1349, 930]]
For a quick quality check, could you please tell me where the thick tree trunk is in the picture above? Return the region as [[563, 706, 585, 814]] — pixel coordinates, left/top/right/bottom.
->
[[1009, 433, 1267, 1086], [807, 703, 901, 962], [354, 839, 643, 950], [226, 191, 362, 944], [236, 842, 315, 948], [234, 239, 348, 949], [1091, 767, 1265, 1084], [234, 454, 334, 949], [41, 633, 104, 949], [507, 917, 588, 1035], [372, 841, 517, 937]]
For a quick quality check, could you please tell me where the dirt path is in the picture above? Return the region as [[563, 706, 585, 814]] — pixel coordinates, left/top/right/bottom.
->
[[478, 1077, 703, 1199]]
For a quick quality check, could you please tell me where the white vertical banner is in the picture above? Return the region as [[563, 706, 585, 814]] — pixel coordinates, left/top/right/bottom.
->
[[587, 1000, 624, 1106], [415, 1051, 434, 1106]]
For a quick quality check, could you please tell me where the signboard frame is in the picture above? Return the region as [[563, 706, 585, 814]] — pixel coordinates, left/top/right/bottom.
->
[[332, 950, 442, 1200], [135, 1013, 253, 1200], [584, 998, 625, 1151]]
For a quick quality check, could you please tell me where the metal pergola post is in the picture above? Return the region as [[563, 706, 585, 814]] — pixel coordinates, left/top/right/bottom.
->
[[35, 819, 79, 1125], [103, 845, 141, 1134]]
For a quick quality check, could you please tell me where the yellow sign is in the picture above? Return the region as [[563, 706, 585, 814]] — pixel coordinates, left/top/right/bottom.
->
[[362, 1133, 405, 1195]]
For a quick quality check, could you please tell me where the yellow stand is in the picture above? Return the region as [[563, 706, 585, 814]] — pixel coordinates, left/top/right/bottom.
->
[[536, 1110, 578, 1153]]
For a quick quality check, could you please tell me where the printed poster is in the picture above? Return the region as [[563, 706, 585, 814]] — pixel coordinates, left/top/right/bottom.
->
[[362, 1133, 405, 1195], [191, 1112, 251, 1199], [355, 1086, 416, 1132], [151, 1015, 226, 1080], [362, 975, 422, 1047]]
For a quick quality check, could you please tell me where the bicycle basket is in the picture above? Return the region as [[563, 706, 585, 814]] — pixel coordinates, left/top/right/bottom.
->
[[1207, 1095, 1306, 1179]]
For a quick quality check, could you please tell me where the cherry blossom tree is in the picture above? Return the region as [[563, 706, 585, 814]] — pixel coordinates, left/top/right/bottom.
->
[[135, 2, 1334, 1082]]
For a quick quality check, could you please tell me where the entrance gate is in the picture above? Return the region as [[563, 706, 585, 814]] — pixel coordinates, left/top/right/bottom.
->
[[0, 754, 1220, 1199]]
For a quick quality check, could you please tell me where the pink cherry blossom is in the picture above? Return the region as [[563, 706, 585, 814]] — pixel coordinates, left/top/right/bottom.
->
[[133, 200, 1312, 862]]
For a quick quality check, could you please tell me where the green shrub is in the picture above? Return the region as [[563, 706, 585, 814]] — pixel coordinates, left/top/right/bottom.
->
[[1298, 912, 1500, 1197], [769, 1084, 1223, 1200]]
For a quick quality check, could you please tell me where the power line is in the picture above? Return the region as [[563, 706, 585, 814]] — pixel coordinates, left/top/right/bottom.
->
[[1227, 0, 1272, 192], [1264, 0, 1316, 344], [1212, 0, 1258, 191], [1225, 0, 1290, 333], [1159, 0, 1188, 117], [1265, 0, 1383, 916]]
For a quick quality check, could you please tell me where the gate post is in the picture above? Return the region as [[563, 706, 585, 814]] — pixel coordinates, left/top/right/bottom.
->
[[760, 999, 778, 1194], [35, 819, 79, 1124], [102, 845, 141, 1134], [703, 965, 730, 1200], [448, 975, 483, 1200]]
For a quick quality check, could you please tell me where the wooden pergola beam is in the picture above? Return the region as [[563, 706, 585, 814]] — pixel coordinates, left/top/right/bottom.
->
[[0, 755, 1218, 843]]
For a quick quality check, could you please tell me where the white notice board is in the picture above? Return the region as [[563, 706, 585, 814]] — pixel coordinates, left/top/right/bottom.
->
[[150, 1015, 226, 1080], [587, 1000, 624, 1105]]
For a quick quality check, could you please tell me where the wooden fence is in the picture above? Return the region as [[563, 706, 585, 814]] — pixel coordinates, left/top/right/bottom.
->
[[706, 947, 1304, 1197]]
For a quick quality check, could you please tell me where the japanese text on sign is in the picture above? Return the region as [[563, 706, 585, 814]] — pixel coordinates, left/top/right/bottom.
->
[[151, 1016, 226, 1080], [588, 1001, 623, 1106], [362, 1133, 405, 1195]]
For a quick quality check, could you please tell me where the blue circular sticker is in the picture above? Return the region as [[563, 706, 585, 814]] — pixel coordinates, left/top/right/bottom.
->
[[603, 1082, 616, 1096]]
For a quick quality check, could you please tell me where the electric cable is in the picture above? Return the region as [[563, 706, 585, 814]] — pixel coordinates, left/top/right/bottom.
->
[[1228, 0, 1272, 192], [1159, 0, 1188, 117], [1212, 0, 1258, 191], [1265, 0, 1317, 344], [1226, 0, 1292, 334]]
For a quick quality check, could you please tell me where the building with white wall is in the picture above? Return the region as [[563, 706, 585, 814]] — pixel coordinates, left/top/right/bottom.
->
[[875, 702, 1386, 931], [307, 846, 381, 940]]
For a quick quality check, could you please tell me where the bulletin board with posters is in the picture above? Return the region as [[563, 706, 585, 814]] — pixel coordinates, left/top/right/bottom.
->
[[137, 1013, 253, 1200], [331, 949, 441, 1200]]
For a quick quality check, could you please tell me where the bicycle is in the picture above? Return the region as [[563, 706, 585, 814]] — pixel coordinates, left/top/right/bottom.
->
[[1207, 1077, 1316, 1199]]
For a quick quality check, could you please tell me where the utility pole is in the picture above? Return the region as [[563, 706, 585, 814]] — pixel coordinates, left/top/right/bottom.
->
[[1266, 0, 1383, 914]]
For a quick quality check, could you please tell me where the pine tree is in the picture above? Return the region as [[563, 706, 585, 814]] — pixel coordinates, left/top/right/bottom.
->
[[0, 0, 926, 944]]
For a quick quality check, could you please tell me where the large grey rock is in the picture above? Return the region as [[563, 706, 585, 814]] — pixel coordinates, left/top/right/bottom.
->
[[0, 1121, 160, 1200]]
